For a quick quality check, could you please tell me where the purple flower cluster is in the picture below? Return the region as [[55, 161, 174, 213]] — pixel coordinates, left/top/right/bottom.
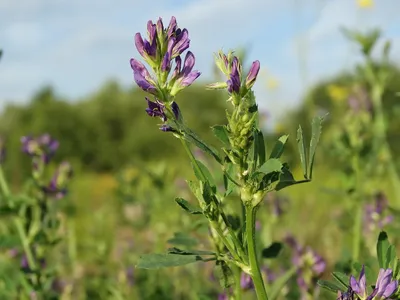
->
[[42, 161, 73, 199], [285, 236, 326, 296], [0, 136, 5, 163], [131, 16, 200, 100], [21, 134, 72, 199], [338, 266, 398, 300], [363, 192, 393, 236], [21, 134, 59, 164]]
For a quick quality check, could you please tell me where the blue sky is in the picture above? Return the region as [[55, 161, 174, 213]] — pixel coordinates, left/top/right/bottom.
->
[[1, 0, 399, 122]]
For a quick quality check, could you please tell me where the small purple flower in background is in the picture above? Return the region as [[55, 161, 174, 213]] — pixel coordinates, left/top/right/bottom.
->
[[217, 293, 229, 300], [348, 85, 373, 114], [363, 192, 393, 236], [126, 267, 134, 286], [285, 236, 326, 297], [42, 161, 73, 199], [240, 272, 254, 290], [265, 193, 286, 218], [21, 134, 59, 164]]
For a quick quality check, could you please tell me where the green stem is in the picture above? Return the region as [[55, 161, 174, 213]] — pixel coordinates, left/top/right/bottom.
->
[[0, 166, 10, 197], [351, 155, 362, 264], [366, 59, 400, 206], [0, 167, 37, 272], [245, 205, 268, 300], [232, 264, 242, 300], [352, 202, 362, 263]]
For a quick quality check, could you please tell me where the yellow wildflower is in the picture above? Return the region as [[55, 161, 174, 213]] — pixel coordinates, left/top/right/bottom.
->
[[357, 0, 374, 8], [327, 84, 349, 102]]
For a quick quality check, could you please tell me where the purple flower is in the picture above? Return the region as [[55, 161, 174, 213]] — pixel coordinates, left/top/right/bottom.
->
[[145, 97, 167, 121], [240, 272, 254, 290], [245, 60, 260, 89], [126, 267, 134, 286], [166, 16, 177, 39], [363, 192, 393, 236], [171, 101, 181, 120], [227, 57, 241, 94], [285, 236, 326, 294], [171, 29, 190, 58], [21, 134, 59, 164], [350, 265, 367, 298], [170, 51, 201, 96], [134, 21, 157, 60], [368, 268, 398, 299], [130, 59, 158, 94], [42, 161, 73, 199], [218, 293, 229, 300], [347, 85, 373, 114], [159, 125, 175, 132]]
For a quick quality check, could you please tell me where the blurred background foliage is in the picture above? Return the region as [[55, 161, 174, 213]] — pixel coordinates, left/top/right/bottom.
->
[[0, 54, 400, 299]]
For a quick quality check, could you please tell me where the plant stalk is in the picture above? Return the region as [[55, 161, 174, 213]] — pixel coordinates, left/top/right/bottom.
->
[[245, 205, 268, 300]]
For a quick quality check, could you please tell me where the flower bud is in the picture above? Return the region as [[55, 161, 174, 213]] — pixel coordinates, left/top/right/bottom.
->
[[245, 60, 260, 90]]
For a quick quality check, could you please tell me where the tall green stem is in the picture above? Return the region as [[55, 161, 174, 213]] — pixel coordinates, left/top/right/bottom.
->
[[366, 59, 400, 205], [351, 154, 362, 264], [245, 205, 268, 300], [352, 202, 362, 263], [0, 166, 37, 271]]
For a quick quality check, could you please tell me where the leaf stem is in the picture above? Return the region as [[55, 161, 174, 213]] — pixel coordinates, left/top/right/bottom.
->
[[245, 204, 268, 300]]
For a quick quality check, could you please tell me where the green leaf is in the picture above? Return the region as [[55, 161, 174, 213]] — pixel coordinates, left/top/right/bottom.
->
[[252, 129, 266, 171], [212, 125, 230, 146], [308, 116, 324, 179], [386, 245, 397, 270], [136, 253, 205, 269], [275, 164, 309, 191], [167, 247, 216, 256], [183, 130, 222, 164], [269, 135, 289, 159], [332, 272, 349, 290], [191, 160, 216, 192], [296, 125, 308, 179], [201, 181, 214, 205], [258, 159, 282, 174], [175, 198, 203, 215], [187, 180, 202, 202], [167, 232, 198, 248], [262, 242, 283, 259], [269, 267, 297, 300], [214, 261, 234, 288], [223, 162, 238, 197], [317, 280, 343, 293], [377, 231, 390, 268]]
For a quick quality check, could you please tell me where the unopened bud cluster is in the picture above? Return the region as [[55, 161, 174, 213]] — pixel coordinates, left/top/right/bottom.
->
[[208, 51, 261, 163]]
